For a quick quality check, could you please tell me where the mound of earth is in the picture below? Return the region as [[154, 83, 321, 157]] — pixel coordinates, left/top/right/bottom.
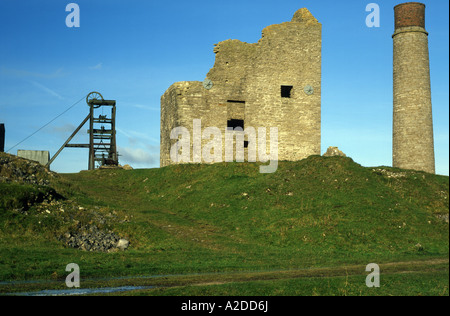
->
[[0, 152, 55, 185], [0, 152, 129, 252]]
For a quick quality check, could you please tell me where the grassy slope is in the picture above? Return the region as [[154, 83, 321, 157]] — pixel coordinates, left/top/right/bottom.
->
[[0, 156, 448, 294]]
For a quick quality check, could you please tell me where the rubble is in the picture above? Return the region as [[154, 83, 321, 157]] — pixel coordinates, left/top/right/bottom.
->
[[323, 146, 347, 157], [0, 152, 54, 185], [1, 152, 130, 253]]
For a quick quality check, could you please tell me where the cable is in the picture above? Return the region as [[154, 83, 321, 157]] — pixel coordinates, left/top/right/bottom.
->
[[6, 95, 87, 153]]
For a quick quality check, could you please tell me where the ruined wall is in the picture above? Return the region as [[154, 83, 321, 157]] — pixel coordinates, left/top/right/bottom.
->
[[161, 8, 322, 167], [393, 2, 435, 174]]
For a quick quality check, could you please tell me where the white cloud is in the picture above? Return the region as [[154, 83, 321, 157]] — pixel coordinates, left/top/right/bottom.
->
[[1, 67, 65, 79], [118, 102, 160, 112], [116, 127, 159, 144], [89, 63, 102, 70], [29, 80, 64, 100], [46, 123, 88, 141], [118, 146, 159, 167], [51, 123, 77, 134], [131, 103, 159, 111]]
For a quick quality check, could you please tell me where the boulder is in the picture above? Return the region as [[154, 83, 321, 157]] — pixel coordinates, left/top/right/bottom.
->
[[116, 238, 129, 251]]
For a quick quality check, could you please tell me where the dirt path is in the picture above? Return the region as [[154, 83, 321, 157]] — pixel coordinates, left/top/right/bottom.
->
[[1, 258, 448, 295]]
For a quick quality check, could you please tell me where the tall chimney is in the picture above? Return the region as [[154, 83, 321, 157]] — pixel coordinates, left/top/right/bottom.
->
[[392, 2, 435, 174]]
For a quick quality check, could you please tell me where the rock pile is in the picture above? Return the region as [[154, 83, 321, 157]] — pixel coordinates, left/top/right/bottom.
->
[[372, 168, 407, 179], [0, 152, 54, 185], [323, 146, 347, 157], [59, 224, 128, 252], [32, 199, 130, 252], [1, 152, 130, 253], [98, 164, 133, 170]]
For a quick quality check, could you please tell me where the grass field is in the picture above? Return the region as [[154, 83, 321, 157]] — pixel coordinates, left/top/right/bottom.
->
[[0, 155, 448, 295]]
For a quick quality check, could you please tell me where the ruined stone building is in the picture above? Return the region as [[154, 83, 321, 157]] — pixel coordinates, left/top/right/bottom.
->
[[161, 3, 437, 174], [161, 8, 322, 167]]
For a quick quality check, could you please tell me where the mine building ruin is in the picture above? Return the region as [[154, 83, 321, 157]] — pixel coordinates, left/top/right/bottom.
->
[[161, 8, 322, 167]]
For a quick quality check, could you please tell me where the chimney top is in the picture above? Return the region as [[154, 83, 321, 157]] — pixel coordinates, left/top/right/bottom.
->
[[394, 2, 426, 30]]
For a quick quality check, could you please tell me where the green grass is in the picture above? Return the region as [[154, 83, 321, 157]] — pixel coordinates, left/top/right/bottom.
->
[[0, 182, 55, 211], [0, 156, 448, 295], [139, 270, 449, 296]]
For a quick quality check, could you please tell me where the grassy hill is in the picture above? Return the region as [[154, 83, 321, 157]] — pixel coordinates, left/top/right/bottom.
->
[[0, 153, 448, 295]]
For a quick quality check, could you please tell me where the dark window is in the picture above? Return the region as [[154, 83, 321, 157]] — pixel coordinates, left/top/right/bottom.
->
[[244, 141, 249, 148], [281, 85, 293, 98], [227, 119, 244, 131]]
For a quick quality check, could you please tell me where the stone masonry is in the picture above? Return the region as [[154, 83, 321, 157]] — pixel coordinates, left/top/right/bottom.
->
[[392, 2, 435, 174], [161, 8, 322, 167]]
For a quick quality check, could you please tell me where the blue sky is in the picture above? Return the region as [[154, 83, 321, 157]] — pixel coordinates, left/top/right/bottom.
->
[[0, 0, 448, 175]]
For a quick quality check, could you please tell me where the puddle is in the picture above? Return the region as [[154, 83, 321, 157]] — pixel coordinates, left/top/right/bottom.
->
[[6, 285, 155, 296]]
